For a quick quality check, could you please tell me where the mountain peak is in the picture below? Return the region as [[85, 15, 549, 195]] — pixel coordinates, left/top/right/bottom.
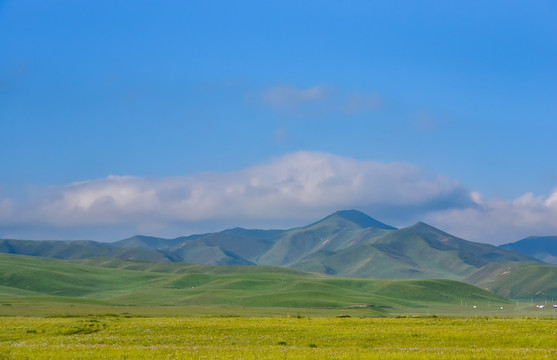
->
[[413, 221, 433, 228], [319, 210, 397, 230]]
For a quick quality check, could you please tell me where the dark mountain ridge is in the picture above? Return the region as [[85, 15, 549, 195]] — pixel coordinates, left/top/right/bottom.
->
[[499, 236, 557, 265]]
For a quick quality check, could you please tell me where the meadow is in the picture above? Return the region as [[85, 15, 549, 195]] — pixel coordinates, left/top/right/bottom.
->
[[0, 315, 556, 359]]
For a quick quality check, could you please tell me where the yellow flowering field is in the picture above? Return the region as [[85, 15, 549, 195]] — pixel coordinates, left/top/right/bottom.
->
[[0, 315, 556, 359]]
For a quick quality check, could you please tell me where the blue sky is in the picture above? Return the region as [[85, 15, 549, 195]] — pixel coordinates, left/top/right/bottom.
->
[[1, 0, 556, 243]]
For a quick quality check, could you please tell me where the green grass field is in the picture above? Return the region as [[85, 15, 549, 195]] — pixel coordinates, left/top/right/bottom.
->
[[0, 315, 556, 359]]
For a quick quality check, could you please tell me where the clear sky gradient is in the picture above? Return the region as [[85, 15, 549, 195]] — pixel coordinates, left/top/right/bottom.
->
[[1, 1, 556, 243]]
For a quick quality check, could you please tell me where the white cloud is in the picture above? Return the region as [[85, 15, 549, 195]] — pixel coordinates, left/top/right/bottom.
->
[[2, 151, 556, 244], [545, 191, 557, 208], [425, 189, 557, 244], [0, 151, 472, 239]]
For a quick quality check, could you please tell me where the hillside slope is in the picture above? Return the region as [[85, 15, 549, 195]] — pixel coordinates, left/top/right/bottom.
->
[[256, 210, 394, 266], [465, 262, 557, 300], [291, 222, 537, 279]]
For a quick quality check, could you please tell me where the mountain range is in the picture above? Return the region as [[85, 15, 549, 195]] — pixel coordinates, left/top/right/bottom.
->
[[2, 209, 556, 301], [1, 210, 536, 277]]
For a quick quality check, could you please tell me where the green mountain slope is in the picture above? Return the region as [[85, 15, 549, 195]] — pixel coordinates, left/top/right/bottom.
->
[[500, 236, 557, 264], [465, 262, 557, 300], [170, 228, 283, 265], [0, 253, 505, 309], [290, 222, 537, 279], [257, 210, 394, 266]]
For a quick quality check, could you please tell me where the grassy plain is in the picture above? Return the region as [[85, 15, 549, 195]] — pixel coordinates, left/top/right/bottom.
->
[[0, 315, 556, 359]]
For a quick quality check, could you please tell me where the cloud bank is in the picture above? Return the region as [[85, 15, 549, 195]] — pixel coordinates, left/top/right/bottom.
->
[[425, 190, 557, 244], [0, 151, 556, 243]]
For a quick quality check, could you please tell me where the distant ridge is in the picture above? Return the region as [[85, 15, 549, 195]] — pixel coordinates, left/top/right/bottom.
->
[[500, 236, 557, 264], [0, 238, 176, 262]]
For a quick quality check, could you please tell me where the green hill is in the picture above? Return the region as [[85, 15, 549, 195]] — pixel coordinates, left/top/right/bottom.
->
[[0, 253, 505, 310], [464, 262, 557, 300], [500, 236, 557, 264]]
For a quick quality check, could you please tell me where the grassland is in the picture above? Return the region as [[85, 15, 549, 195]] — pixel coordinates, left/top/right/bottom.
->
[[0, 315, 556, 359]]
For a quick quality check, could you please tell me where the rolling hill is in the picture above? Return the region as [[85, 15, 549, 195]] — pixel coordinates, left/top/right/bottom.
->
[[499, 236, 557, 265], [0, 253, 506, 310]]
